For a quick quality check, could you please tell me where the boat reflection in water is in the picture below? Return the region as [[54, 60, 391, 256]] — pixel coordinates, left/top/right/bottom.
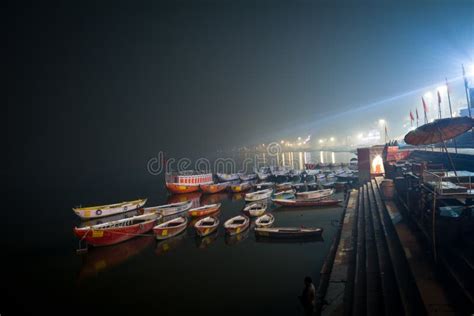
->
[[255, 235, 324, 243], [167, 192, 202, 209], [230, 192, 245, 202], [155, 231, 187, 256], [195, 230, 219, 249], [201, 192, 229, 205], [77, 235, 154, 282], [224, 227, 250, 246]]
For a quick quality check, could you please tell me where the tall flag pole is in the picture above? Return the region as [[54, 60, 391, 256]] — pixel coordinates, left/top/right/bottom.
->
[[415, 108, 419, 127], [462, 64, 472, 118], [410, 110, 414, 127], [437, 90, 442, 119], [422, 97, 429, 124], [445, 77, 454, 118], [384, 124, 388, 143]]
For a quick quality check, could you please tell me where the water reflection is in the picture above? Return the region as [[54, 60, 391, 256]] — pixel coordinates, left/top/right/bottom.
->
[[77, 235, 154, 282], [155, 232, 187, 256], [195, 230, 219, 249], [224, 227, 250, 245]]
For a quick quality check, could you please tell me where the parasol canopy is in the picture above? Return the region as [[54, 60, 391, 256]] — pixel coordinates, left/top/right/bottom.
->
[[404, 116, 473, 145]]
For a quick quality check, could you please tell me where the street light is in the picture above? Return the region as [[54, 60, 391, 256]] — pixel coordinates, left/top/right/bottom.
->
[[319, 139, 324, 144], [378, 119, 385, 126], [330, 137, 335, 141]]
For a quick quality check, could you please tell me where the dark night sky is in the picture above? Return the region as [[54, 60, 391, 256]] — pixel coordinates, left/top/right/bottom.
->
[[6, 0, 474, 185]]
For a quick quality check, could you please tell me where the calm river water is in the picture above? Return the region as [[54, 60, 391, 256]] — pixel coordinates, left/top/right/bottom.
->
[[3, 151, 354, 315]]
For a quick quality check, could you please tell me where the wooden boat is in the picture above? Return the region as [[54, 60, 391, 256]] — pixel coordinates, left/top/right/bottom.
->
[[253, 182, 275, 190], [255, 226, 323, 239], [244, 188, 273, 202], [224, 215, 250, 236], [239, 173, 257, 181], [188, 203, 221, 217], [73, 198, 147, 219], [243, 202, 267, 217], [143, 200, 193, 217], [296, 188, 334, 200], [255, 213, 275, 228], [200, 182, 228, 194], [229, 182, 252, 193], [275, 182, 293, 191], [216, 173, 240, 182], [166, 171, 213, 194], [194, 216, 220, 237], [272, 198, 342, 207], [153, 216, 188, 240], [257, 172, 271, 181], [73, 213, 160, 247], [273, 189, 296, 199]]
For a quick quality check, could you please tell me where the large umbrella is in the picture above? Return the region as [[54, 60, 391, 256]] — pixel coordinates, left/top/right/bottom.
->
[[404, 116, 473, 263], [404, 116, 473, 145]]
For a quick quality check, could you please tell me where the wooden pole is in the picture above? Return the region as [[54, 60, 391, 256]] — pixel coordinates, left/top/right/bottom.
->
[[432, 192, 437, 262]]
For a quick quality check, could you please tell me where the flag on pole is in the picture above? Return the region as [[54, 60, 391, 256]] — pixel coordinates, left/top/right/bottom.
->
[[410, 110, 414, 126], [422, 97, 428, 113], [463, 64, 469, 90], [437, 90, 442, 119], [415, 108, 419, 127]]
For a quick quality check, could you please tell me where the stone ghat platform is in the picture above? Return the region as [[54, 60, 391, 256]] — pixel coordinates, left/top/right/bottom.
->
[[315, 177, 458, 316]]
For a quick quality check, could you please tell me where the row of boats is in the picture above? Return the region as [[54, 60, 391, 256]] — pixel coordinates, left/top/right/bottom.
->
[[164, 166, 358, 194], [73, 185, 339, 248]]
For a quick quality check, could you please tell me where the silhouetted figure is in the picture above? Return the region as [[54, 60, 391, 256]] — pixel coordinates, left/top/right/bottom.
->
[[299, 276, 315, 315]]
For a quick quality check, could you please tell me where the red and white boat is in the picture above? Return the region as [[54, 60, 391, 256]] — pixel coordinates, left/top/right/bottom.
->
[[224, 215, 250, 236], [194, 216, 220, 237], [73, 213, 160, 247], [153, 216, 188, 240], [200, 182, 228, 194], [271, 198, 341, 207], [188, 203, 221, 217], [296, 188, 334, 200], [73, 198, 147, 219], [142, 201, 193, 217], [166, 171, 213, 194]]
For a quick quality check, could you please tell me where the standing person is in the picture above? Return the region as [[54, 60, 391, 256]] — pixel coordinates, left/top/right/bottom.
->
[[299, 276, 316, 315]]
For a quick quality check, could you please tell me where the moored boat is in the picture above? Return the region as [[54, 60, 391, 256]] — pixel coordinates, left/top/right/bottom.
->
[[216, 173, 240, 182], [153, 216, 188, 240], [254, 226, 323, 239], [166, 171, 213, 194], [239, 173, 257, 181], [275, 182, 293, 191], [296, 188, 334, 200], [244, 188, 273, 202], [73, 198, 147, 219], [194, 216, 220, 237], [272, 189, 296, 199], [200, 182, 228, 194], [188, 203, 221, 217], [257, 172, 271, 181], [73, 213, 160, 247], [224, 215, 250, 236], [255, 213, 275, 228], [243, 202, 267, 217], [143, 200, 193, 217], [253, 182, 275, 190], [229, 182, 252, 193], [272, 198, 341, 207]]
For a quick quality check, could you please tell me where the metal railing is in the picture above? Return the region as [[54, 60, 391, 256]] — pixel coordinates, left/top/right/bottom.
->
[[422, 170, 473, 195]]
